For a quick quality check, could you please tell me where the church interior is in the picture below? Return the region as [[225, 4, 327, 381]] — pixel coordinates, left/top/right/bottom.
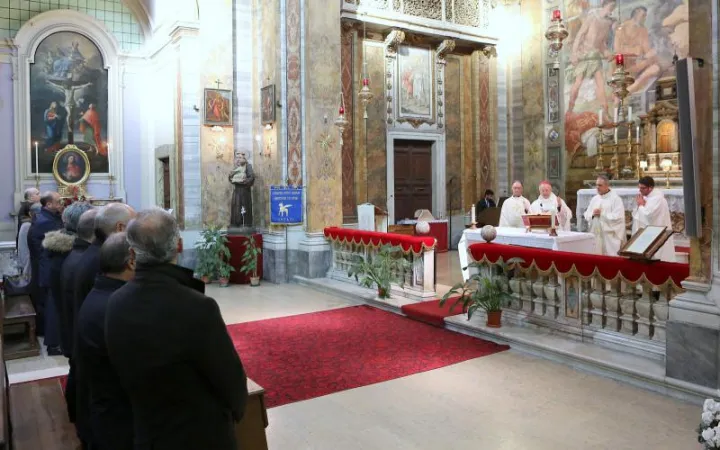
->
[[0, 0, 719, 448]]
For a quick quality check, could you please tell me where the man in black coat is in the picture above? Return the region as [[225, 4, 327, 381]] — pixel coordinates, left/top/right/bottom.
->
[[68, 203, 134, 447], [28, 191, 64, 350], [106, 207, 248, 450], [60, 208, 97, 442], [76, 232, 135, 450]]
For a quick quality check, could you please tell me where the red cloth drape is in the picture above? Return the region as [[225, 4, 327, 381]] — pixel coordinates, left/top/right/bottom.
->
[[324, 227, 436, 255], [228, 234, 263, 284], [469, 243, 689, 288]]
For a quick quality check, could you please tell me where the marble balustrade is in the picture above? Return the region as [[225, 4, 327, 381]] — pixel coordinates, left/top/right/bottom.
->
[[472, 260, 683, 361], [327, 241, 436, 301]]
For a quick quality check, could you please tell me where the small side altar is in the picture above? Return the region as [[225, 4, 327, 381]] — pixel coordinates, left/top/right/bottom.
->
[[458, 227, 597, 281]]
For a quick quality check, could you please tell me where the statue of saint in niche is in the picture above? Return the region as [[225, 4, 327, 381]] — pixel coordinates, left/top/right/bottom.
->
[[229, 152, 254, 231]]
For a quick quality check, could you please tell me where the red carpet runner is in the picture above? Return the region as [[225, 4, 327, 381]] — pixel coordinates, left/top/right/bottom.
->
[[401, 297, 465, 327], [228, 305, 508, 408]]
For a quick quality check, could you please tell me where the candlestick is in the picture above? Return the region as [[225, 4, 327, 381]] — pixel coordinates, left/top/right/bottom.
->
[[552, 9, 561, 21], [615, 53, 624, 66], [34, 141, 39, 175], [636, 124, 640, 143], [339, 91, 345, 115], [598, 109, 603, 125]]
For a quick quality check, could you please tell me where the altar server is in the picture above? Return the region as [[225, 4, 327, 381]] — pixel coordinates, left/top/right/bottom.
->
[[583, 175, 626, 256], [530, 181, 573, 231], [632, 176, 676, 262], [499, 181, 532, 228]]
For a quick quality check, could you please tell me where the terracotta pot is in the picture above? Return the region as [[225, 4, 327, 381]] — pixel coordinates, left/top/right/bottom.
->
[[250, 276, 260, 287], [219, 277, 230, 287], [201, 276, 211, 284], [486, 310, 502, 328], [377, 287, 389, 298]]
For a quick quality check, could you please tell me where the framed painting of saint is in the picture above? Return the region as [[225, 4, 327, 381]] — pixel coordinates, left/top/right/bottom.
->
[[397, 45, 433, 123], [261, 84, 276, 125], [204, 88, 233, 126], [30, 31, 109, 174], [53, 145, 91, 186]]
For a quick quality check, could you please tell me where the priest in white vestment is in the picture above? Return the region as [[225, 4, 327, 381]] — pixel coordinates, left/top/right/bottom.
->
[[632, 176, 676, 262], [530, 181, 573, 231], [499, 181, 532, 228], [583, 176, 626, 256]]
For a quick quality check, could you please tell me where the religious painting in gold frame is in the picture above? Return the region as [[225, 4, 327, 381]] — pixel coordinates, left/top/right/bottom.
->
[[53, 145, 91, 185], [204, 88, 232, 126], [396, 45, 434, 125], [619, 225, 674, 260]]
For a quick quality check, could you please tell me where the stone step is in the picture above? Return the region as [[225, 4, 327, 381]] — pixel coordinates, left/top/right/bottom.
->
[[297, 275, 713, 405]]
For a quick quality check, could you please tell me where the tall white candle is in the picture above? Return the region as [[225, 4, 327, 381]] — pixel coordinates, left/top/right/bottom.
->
[[550, 207, 556, 231], [598, 109, 603, 125], [471, 204, 476, 224], [614, 128, 618, 144], [613, 107, 618, 124], [628, 106, 632, 121], [34, 141, 39, 174]]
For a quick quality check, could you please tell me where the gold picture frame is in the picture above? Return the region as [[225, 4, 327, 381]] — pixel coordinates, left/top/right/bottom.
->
[[53, 145, 91, 187], [619, 225, 674, 261]]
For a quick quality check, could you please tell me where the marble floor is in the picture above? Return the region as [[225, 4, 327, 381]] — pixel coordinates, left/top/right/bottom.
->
[[8, 282, 700, 449]]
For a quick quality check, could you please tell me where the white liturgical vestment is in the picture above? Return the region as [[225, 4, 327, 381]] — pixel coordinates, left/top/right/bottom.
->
[[499, 196, 532, 228], [632, 188, 676, 262], [530, 194, 573, 231], [583, 190, 626, 256]]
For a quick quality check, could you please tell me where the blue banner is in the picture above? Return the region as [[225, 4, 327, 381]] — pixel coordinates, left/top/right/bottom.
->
[[270, 186, 303, 224]]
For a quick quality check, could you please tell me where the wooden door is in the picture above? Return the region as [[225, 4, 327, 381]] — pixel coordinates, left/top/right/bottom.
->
[[160, 157, 171, 209], [394, 140, 432, 222]]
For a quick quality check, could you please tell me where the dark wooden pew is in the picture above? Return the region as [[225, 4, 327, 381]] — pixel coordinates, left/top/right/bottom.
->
[[236, 378, 269, 450], [9, 378, 80, 450]]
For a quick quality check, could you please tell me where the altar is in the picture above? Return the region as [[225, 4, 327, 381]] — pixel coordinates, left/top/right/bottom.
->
[[458, 227, 597, 281], [576, 187, 684, 234]]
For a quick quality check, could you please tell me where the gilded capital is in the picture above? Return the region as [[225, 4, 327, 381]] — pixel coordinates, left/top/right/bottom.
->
[[436, 39, 456, 64], [384, 29, 406, 56]]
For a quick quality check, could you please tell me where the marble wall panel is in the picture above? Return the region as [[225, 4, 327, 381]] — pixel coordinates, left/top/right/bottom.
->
[[666, 321, 720, 389], [521, 0, 544, 192], [474, 51, 495, 198], [461, 56, 475, 210], [305, 0, 342, 232], [363, 43, 387, 208], [445, 56, 462, 214], [341, 24, 356, 221]]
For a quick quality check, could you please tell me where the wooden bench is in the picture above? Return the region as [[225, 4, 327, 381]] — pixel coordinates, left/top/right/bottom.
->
[[9, 378, 79, 450], [3, 295, 39, 360], [236, 378, 269, 450]]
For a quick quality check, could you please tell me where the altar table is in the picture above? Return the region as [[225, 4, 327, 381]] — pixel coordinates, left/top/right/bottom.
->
[[458, 227, 597, 281]]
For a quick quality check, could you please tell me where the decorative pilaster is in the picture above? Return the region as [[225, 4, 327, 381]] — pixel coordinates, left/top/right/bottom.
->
[[286, 0, 303, 186], [384, 29, 405, 127], [341, 22, 357, 221], [435, 39, 455, 130]]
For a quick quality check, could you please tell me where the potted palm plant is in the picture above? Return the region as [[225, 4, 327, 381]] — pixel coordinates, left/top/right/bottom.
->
[[239, 236, 262, 286], [347, 244, 412, 299], [440, 260, 519, 328], [194, 225, 232, 285]]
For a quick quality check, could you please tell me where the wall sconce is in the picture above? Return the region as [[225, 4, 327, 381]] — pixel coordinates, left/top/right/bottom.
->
[[264, 123, 273, 130]]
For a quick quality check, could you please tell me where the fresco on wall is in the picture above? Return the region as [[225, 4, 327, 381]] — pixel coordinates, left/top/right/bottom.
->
[[563, 0, 688, 158], [30, 31, 109, 174]]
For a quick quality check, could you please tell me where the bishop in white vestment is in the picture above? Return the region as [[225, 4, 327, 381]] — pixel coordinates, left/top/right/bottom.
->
[[632, 177, 676, 262], [530, 181, 573, 231], [583, 176, 626, 256], [499, 181, 532, 228]]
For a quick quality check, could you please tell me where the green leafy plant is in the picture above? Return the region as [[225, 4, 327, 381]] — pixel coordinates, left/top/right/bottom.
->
[[440, 259, 522, 320], [194, 225, 233, 280], [347, 245, 412, 298], [239, 236, 262, 279]]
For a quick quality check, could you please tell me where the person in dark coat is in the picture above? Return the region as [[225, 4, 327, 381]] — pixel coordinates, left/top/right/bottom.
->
[[476, 189, 497, 212], [28, 191, 64, 351], [106, 207, 248, 450], [68, 203, 134, 447], [60, 208, 97, 438], [76, 232, 135, 450]]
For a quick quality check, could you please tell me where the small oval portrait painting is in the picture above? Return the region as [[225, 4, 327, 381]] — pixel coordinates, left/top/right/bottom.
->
[[53, 146, 91, 186]]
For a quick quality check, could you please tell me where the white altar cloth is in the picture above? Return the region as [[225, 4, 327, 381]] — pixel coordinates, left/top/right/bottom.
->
[[458, 227, 597, 281]]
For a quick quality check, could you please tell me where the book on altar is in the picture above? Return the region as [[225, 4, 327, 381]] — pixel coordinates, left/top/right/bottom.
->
[[619, 225, 674, 261], [521, 214, 559, 231]]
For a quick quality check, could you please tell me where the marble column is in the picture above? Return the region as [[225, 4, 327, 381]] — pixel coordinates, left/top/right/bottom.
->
[[665, 0, 720, 390]]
